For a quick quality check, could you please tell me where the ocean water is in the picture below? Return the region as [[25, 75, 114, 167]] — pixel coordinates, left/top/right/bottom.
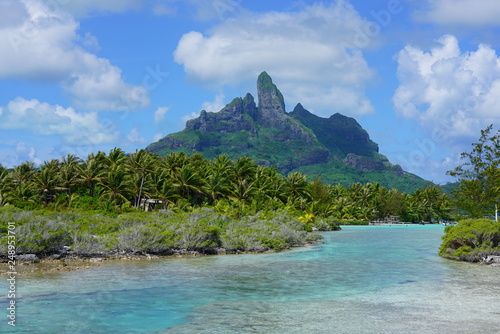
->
[[1, 225, 499, 333]]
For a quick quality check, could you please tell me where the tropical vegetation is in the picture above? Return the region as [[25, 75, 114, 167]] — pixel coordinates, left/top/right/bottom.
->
[[0, 148, 453, 258], [439, 218, 500, 262], [440, 125, 500, 262]]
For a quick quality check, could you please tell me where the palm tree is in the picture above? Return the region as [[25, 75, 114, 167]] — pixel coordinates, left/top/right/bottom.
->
[[170, 165, 206, 204], [105, 147, 127, 167], [230, 157, 256, 183], [205, 170, 230, 203], [127, 149, 157, 207], [33, 160, 60, 205], [99, 164, 134, 207], [150, 170, 178, 209], [60, 154, 82, 195], [11, 161, 35, 185], [78, 153, 105, 197], [0, 166, 12, 205], [229, 179, 256, 204], [284, 172, 310, 204], [163, 152, 189, 173]]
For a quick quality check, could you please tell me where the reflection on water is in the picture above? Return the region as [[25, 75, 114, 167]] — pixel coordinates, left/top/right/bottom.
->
[[1, 225, 499, 334]]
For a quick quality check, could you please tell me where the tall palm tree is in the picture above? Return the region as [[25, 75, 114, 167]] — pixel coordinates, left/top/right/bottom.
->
[[11, 161, 35, 185], [60, 154, 82, 195], [230, 157, 256, 183], [33, 159, 60, 205], [78, 153, 105, 197], [229, 179, 256, 204], [0, 166, 12, 205], [99, 164, 134, 207], [164, 152, 189, 173], [150, 169, 178, 209], [105, 147, 128, 167], [284, 172, 310, 204], [170, 165, 206, 204], [127, 149, 157, 207]]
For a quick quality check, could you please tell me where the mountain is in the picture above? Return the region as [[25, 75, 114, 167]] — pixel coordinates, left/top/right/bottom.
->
[[146, 72, 430, 192]]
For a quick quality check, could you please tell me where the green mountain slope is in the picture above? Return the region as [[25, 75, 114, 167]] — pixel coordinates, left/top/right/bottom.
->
[[146, 72, 430, 192]]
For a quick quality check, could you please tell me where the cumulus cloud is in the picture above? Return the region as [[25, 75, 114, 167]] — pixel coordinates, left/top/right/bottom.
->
[[152, 133, 164, 142], [201, 93, 225, 112], [174, 1, 379, 116], [0, 0, 28, 28], [126, 128, 147, 144], [415, 0, 500, 26], [0, 97, 120, 145], [0, 0, 149, 111], [393, 35, 500, 146], [181, 111, 200, 124], [15, 141, 42, 165], [153, 106, 169, 123]]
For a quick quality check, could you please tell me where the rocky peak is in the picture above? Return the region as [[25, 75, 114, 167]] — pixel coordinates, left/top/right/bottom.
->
[[243, 93, 258, 121], [185, 96, 257, 133], [292, 103, 311, 116], [257, 71, 286, 127]]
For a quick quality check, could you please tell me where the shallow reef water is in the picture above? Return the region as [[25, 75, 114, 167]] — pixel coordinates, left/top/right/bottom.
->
[[1, 225, 499, 334]]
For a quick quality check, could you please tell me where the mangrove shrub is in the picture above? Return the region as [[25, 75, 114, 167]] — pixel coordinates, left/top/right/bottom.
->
[[439, 218, 500, 262]]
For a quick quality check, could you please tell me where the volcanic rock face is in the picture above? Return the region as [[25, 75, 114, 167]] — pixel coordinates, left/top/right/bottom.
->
[[256, 71, 286, 127], [186, 95, 257, 134], [147, 71, 413, 179]]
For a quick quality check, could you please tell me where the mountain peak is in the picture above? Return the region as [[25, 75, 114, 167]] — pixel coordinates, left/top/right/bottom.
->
[[145, 72, 429, 192], [256, 71, 286, 127]]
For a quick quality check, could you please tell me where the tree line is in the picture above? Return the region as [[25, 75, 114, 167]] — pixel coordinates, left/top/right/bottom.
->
[[0, 148, 452, 222]]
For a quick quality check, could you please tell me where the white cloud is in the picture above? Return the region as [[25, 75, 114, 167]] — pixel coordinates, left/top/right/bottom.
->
[[0, 97, 119, 145], [15, 141, 42, 165], [0, 0, 149, 111], [153, 106, 169, 123], [126, 128, 147, 144], [0, 0, 28, 28], [174, 1, 379, 116], [394, 35, 500, 144], [415, 0, 500, 26], [393, 35, 500, 181], [201, 93, 225, 112], [181, 111, 200, 124], [152, 133, 164, 142]]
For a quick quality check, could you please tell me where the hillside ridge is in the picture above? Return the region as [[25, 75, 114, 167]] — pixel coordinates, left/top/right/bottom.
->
[[146, 72, 429, 192]]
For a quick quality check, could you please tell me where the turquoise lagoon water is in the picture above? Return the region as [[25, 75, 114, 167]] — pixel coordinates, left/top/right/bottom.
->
[[1, 225, 499, 333]]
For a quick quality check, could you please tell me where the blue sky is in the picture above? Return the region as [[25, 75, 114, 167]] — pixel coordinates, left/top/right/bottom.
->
[[1, 0, 500, 184]]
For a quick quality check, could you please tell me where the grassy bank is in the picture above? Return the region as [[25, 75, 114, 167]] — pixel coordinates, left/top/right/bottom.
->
[[0, 206, 339, 261]]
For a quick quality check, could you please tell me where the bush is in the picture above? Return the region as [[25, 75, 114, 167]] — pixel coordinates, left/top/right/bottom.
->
[[313, 217, 342, 231], [13, 220, 72, 255], [116, 223, 178, 254], [439, 218, 500, 262]]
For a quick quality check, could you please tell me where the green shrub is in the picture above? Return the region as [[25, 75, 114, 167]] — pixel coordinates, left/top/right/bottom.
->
[[116, 224, 178, 254], [439, 218, 500, 261], [13, 220, 72, 255]]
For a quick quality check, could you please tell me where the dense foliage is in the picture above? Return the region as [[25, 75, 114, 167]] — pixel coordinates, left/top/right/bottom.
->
[[439, 125, 500, 263], [448, 125, 500, 218], [0, 149, 450, 222], [0, 149, 453, 258], [0, 206, 328, 256], [439, 219, 500, 262]]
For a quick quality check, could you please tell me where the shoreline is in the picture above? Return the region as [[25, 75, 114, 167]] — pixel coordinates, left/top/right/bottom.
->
[[0, 241, 324, 275]]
